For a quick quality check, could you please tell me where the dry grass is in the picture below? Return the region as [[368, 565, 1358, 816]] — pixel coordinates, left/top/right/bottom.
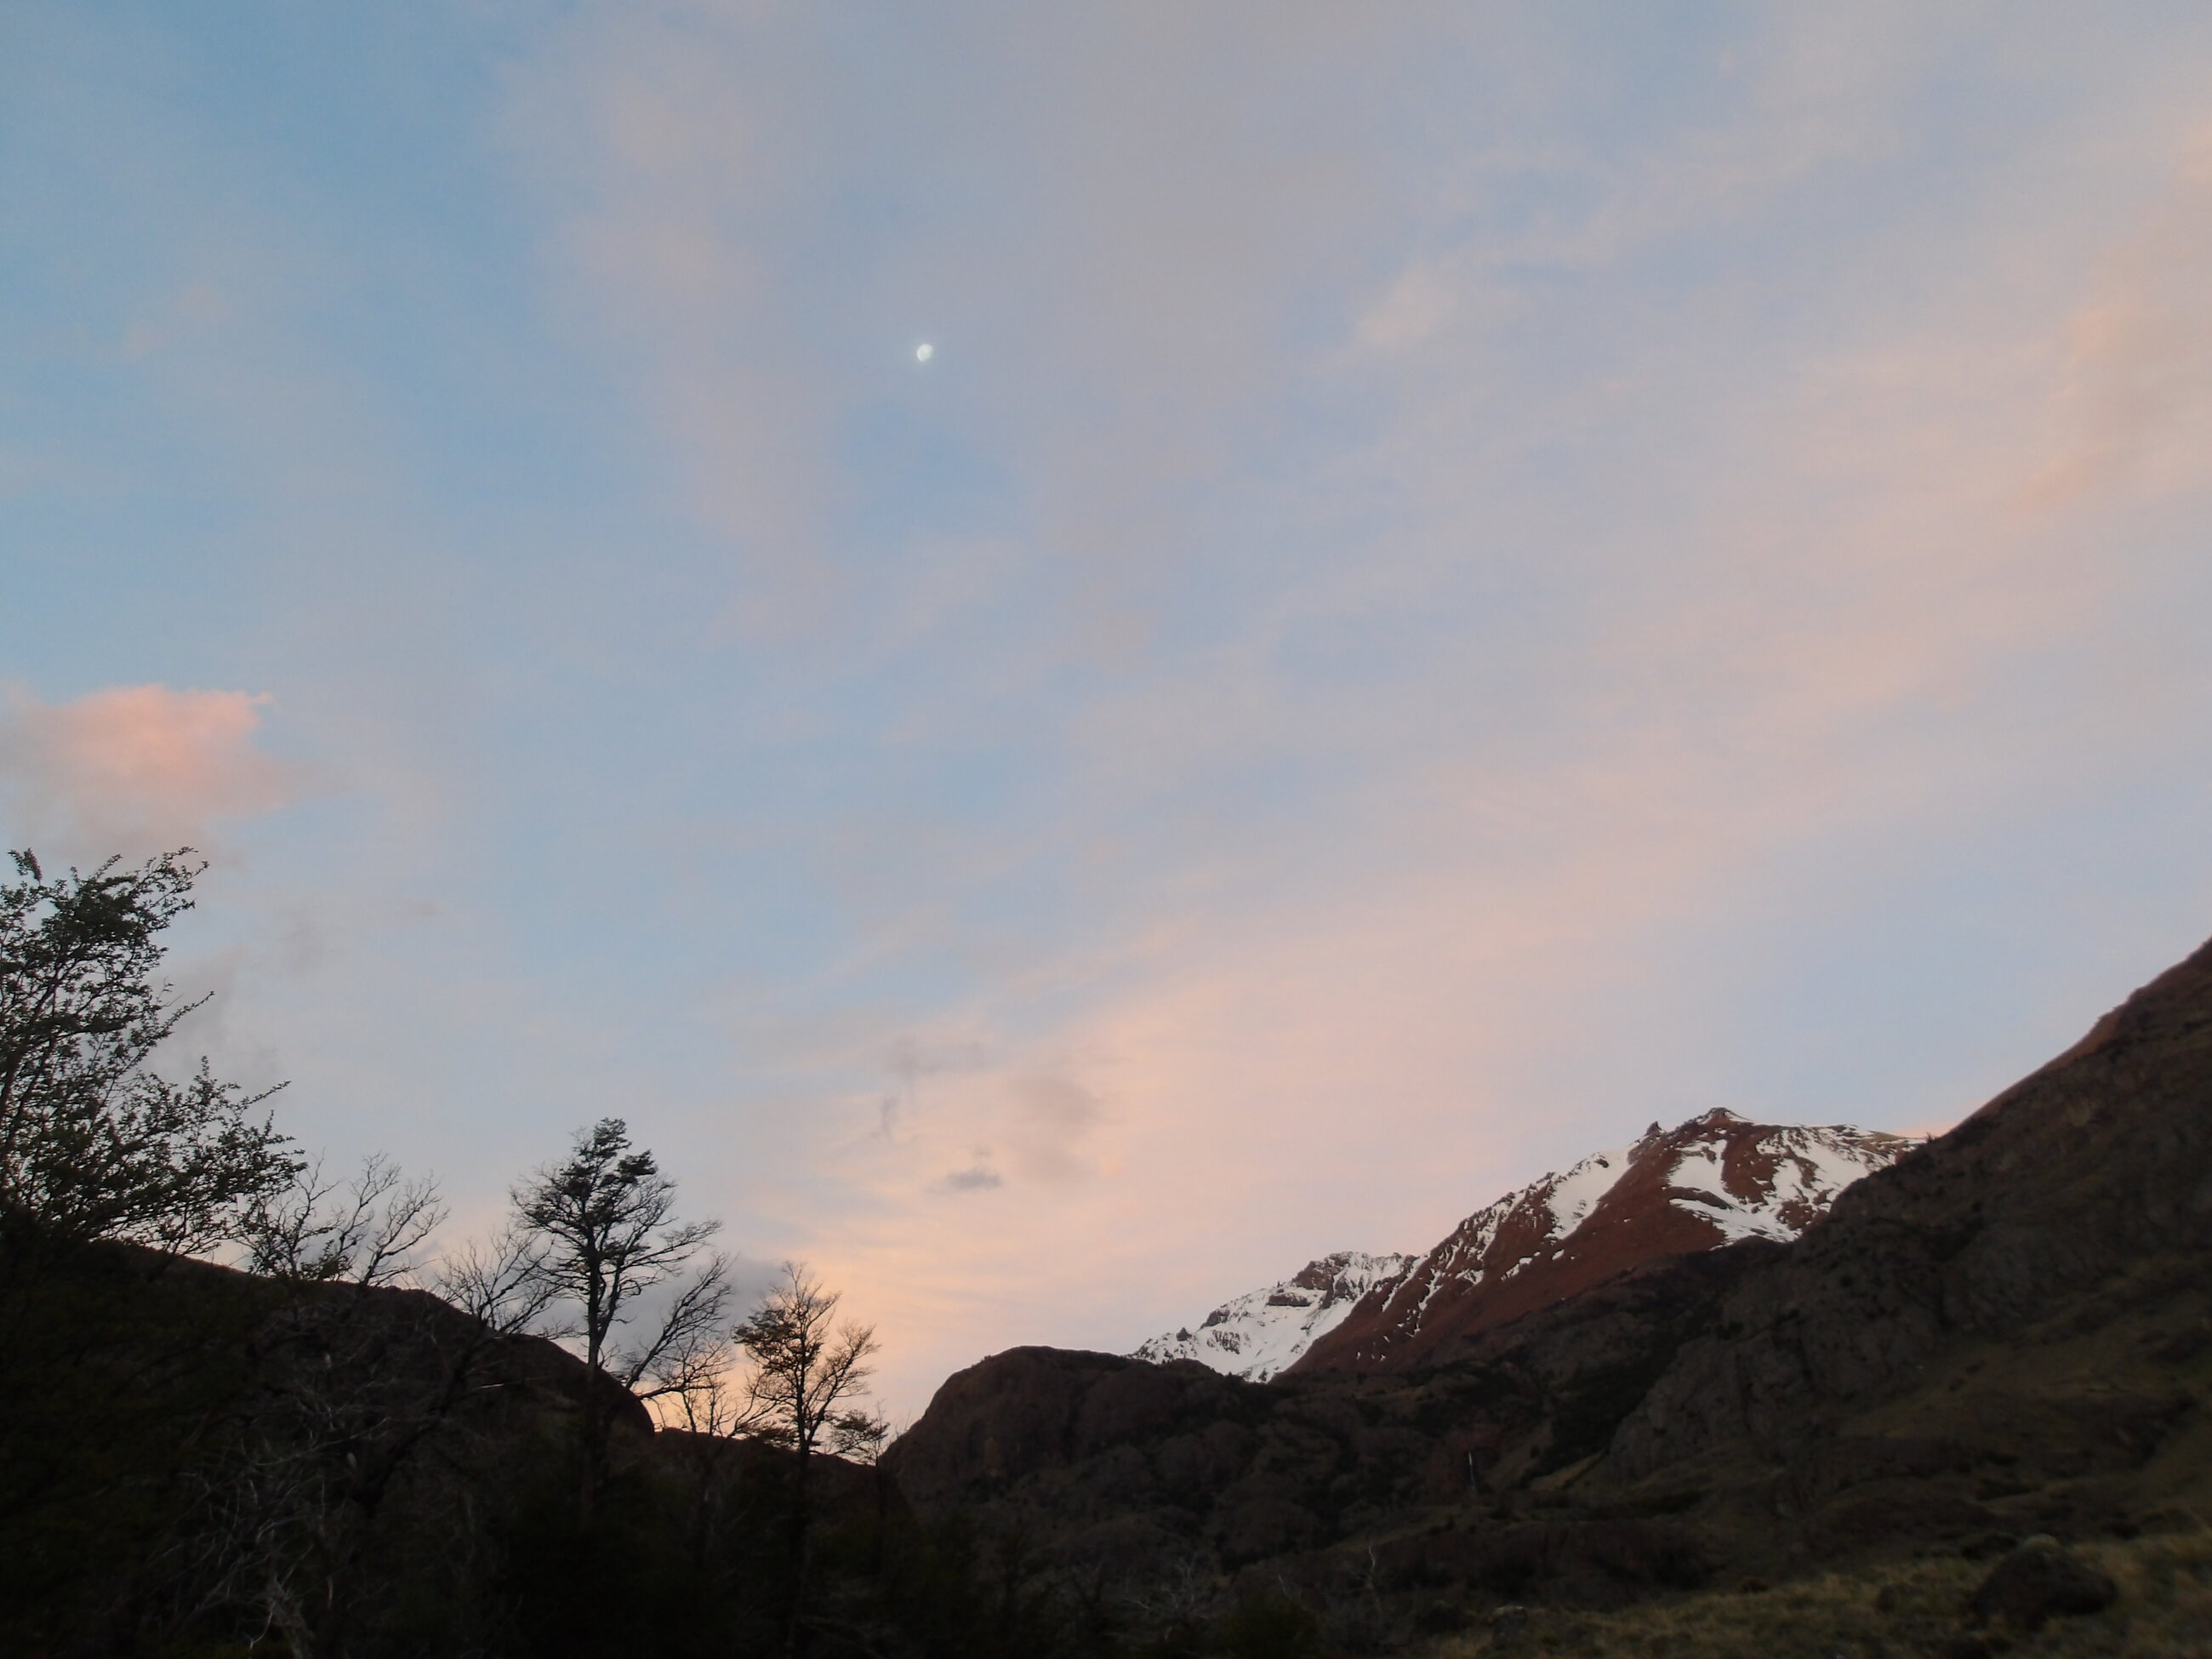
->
[[1418, 1527, 2212, 1658]]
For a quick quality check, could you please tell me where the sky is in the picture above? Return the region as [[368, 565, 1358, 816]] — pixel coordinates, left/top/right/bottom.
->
[[7, 2, 2212, 1417]]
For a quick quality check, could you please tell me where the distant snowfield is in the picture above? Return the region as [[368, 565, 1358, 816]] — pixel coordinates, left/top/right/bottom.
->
[[1130, 1250, 1415, 1382]]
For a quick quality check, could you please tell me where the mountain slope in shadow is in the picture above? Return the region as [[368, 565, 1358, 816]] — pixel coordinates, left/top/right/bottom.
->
[[887, 936, 2212, 1631]]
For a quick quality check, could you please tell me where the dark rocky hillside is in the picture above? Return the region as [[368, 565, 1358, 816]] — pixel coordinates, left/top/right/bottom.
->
[[887, 937, 2212, 1649], [1610, 934, 2212, 1478], [0, 1239, 1004, 1658], [0, 1239, 677, 1653], [16, 933, 2212, 1654], [886, 1243, 1780, 1628]]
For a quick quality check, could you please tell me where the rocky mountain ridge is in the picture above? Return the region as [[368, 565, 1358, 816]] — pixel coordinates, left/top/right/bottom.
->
[[888, 936, 2212, 1639], [1298, 1109, 1909, 1373], [1132, 1250, 1416, 1381], [1132, 1111, 1906, 1382]]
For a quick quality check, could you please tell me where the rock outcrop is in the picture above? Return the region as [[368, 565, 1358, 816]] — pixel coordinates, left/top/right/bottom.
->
[[1605, 936, 2212, 1481]]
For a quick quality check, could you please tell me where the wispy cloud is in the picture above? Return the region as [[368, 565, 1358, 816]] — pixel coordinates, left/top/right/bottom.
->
[[612, 15, 2212, 1407], [2026, 140, 2212, 509], [14, 3, 2212, 1422]]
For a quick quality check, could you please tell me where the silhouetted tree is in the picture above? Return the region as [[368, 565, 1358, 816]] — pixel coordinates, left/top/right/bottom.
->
[[240, 1153, 446, 1286], [733, 1261, 886, 1656], [434, 1220, 560, 1336], [0, 848, 293, 1257], [512, 1117, 727, 1526]]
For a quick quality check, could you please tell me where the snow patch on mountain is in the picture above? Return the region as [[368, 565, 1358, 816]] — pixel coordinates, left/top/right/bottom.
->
[[1134, 1113, 1911, 1383], [1132, 1250, 1417, 1382], [1542, 1143, 1633, 1238], [1668, 1120, 1901, 1241], [1292, 1109, 1914, 1374]]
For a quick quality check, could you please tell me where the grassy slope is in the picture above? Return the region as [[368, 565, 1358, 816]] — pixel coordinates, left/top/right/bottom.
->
[[1419, 1524, 2212, 1657]]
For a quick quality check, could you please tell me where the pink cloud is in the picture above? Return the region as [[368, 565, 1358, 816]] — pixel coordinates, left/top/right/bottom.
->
[[0, 684, 295, 858]]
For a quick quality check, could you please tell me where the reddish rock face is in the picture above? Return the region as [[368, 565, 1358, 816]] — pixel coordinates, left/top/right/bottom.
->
[[1291, 1111, 1907, 1375]]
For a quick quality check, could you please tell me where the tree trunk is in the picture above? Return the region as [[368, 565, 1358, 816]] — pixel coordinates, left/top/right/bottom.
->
[[784, 1442, 812, 1659]]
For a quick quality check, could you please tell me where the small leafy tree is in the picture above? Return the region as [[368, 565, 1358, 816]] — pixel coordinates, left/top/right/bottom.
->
[[512, 1117, 728, 1526], [0, 849, 294, 1256], [733, 1262, 887, 1656]]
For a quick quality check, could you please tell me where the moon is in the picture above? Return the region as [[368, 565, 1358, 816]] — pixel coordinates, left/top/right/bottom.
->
[[915, 343, 934, 362]]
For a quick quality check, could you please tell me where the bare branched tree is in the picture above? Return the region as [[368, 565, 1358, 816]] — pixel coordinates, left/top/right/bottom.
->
[[659, 1360, 756, 1438], [432, 1223, 560, 1337], [733, 1263, 882, 1463], [624, 1260, 734, 1413], [511, 1117, 727, 1526], [239, 1154, 447, 1286], [733, 1262, 887, 1656]]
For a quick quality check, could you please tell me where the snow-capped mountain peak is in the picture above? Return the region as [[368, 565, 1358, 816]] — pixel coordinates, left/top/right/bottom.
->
[[1295, 1109, 1909, 1373], [1131, 1250, 1415, 1382], [1132, 1110, 1909, 1383]]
